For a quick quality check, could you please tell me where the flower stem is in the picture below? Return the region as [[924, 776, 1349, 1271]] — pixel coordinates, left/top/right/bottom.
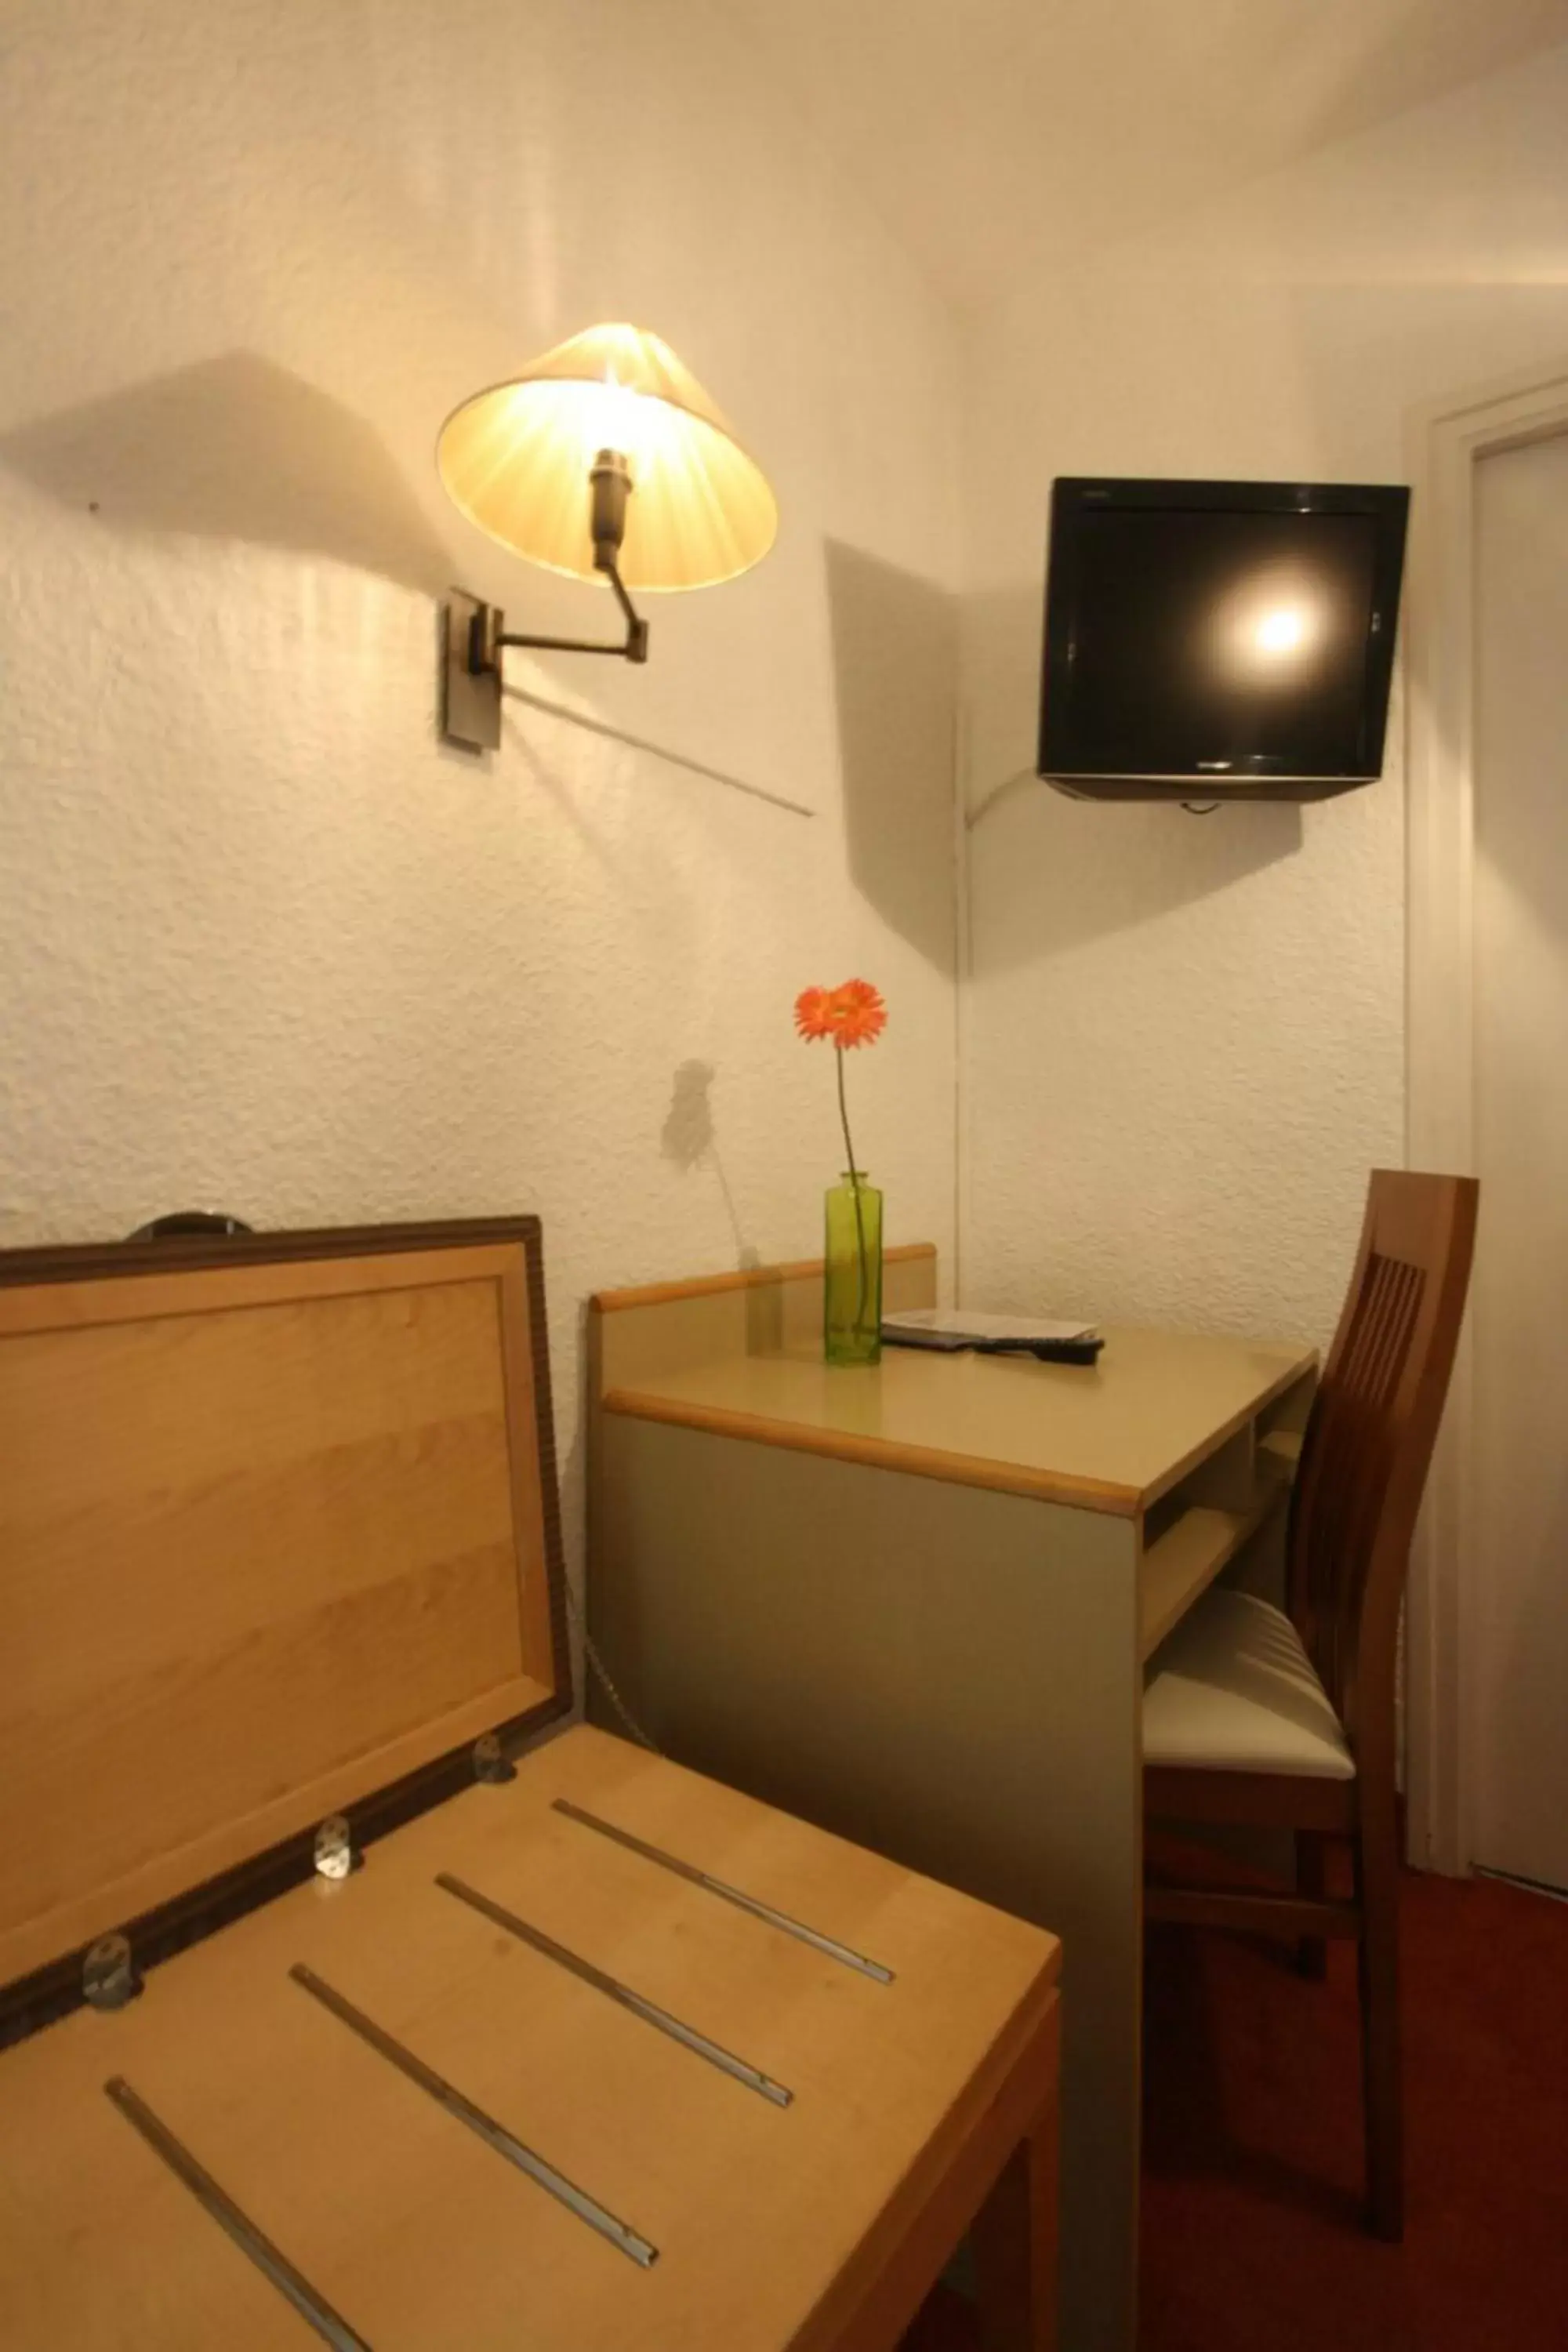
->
[[834, 1043, 869, 1330]]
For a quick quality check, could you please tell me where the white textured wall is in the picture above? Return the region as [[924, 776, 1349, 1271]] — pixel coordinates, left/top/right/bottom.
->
[[0, 0, 961, 1602], [960, 44, 1568, 1348], [10, 3, 1566, 1621]]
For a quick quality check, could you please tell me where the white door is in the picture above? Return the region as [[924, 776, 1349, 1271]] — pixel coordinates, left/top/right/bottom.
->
[[1472, 426, 1568, 1893]]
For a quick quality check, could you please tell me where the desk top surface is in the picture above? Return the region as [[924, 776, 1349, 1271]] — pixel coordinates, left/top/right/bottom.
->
[[601, 1324, 1316, 1515]]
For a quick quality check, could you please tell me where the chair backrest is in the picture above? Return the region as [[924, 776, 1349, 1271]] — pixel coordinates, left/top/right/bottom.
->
[[1287, 1169, 1479, 1780]]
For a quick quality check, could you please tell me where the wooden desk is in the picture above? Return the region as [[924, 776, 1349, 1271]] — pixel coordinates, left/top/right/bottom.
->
[[589, 1247, 1316, 2352]]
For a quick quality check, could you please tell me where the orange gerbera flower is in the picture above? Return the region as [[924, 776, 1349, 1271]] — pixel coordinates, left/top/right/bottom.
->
[[793, 986, 835, 1041], [793, 978, 888, 1049]]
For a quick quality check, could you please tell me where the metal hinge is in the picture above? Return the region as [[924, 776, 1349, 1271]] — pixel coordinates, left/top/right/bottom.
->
[[313, 1814, 360, 1882], [83, 1932, 141, 2012], [472, 1732, 516, 1784]]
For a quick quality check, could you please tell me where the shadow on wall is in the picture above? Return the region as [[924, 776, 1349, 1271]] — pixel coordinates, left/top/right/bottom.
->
[[963, 580, 1305, 970], [824, 539, 958, 978], [659, 1058, 779, 1344], [660, 1056, 757, 1270], [0, 350, 451, 594]]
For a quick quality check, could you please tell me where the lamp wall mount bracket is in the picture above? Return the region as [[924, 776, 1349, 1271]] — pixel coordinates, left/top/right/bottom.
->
[[440, 580, 650, 753]]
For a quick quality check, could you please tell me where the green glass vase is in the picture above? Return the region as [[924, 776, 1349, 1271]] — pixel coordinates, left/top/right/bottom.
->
[[824, 1171, 883, 1367]]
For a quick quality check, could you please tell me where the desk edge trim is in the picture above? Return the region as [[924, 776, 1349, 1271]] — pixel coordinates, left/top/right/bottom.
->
[[600, 1387, 1145, 1515]]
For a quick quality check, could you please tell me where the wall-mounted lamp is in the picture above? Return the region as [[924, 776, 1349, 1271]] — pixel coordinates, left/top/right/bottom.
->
[[436, 322, 779, 750]]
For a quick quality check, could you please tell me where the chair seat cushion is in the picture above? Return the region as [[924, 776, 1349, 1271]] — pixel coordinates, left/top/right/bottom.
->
[[1143, 1588, 1356, 1780]]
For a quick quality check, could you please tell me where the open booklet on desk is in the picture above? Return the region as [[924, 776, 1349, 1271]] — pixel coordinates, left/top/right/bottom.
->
[[882, 1305, 1105, 1364]]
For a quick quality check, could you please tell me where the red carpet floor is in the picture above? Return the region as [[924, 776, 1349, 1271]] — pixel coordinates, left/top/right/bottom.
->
[[903, 1866, 1568, 2350]]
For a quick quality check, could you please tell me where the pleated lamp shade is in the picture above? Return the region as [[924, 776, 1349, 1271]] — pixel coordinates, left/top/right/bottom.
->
[[436, 323, 779, 593]]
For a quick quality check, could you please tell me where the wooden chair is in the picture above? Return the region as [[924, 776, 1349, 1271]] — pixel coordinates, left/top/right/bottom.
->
[[1142, 1168, 1479, 2239]]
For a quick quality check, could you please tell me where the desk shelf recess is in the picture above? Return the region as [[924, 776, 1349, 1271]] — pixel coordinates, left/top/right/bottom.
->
[[1137, 1361, 1313, 1661], [1137, 1461, 1293, 1661]]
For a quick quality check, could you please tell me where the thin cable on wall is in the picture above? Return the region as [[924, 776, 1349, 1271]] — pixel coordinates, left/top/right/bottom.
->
[[968, 769, 1228, 823], [561, 1576, 662, 1755], [964, 766, 1036, 828]]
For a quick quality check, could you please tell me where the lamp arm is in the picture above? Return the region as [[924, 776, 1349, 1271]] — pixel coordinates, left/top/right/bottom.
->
[[489, 557, 649, 667], [601, 557, 649, 658]]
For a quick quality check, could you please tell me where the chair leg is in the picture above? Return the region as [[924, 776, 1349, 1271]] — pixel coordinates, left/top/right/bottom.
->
[[1295, 1831, 1328, 1979], [1355, 1810, 1404, 2240]]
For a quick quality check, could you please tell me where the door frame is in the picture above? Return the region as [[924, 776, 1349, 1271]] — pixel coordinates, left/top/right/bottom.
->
[[1403, 357, 1568, 1875]]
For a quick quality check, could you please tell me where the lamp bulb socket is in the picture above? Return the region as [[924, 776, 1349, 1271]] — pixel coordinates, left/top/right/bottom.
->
[[590, 447, 633, 566]]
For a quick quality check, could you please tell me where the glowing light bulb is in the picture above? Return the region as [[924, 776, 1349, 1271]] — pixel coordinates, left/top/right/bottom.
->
[[578, 368, 646, 469], [1254, 605, 1309, 658]]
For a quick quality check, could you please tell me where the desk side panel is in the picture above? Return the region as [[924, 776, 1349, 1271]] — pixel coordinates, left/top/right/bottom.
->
[[590, 1416, 1141, 2352]]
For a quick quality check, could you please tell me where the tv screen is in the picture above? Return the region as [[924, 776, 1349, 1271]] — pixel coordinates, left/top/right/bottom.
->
[[1037, 479, 1410, 800]]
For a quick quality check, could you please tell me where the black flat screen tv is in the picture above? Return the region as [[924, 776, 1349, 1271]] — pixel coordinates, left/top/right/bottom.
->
[[1037, 477, 1410, 801]]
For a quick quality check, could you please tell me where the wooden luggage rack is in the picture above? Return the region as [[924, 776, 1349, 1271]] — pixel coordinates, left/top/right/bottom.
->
[[0, 1220, 1060, 2350]]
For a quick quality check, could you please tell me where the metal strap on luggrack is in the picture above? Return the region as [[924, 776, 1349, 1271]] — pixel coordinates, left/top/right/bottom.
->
[[104, 2077, 373, 2351], [289, 1964, 658, 2267], [551, 1798, 895, 1983], [435, 1871, 793, 2106]]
